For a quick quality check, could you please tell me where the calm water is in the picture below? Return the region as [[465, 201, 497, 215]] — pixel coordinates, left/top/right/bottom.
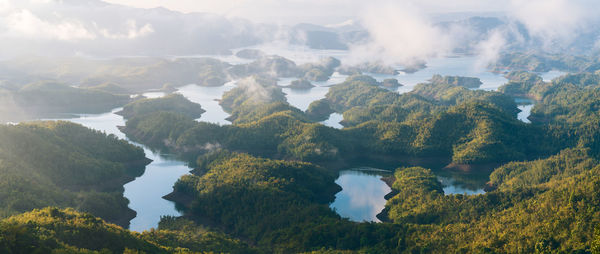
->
[[176, 81, 235, 125], [515, 97, 536, 124], [541, 70, 566, 82], [46, 81, 239, 232], [438, 176, 485, 195], [321, 113, 344, 129], [517, 104, 533, 123], [142, 91, 166, 99], [32, 52, 564, 230], [330, 169, 391, 222], [279, 72, 348, 111], [363, 56, 509, 93], [50, 108, 191, 232]]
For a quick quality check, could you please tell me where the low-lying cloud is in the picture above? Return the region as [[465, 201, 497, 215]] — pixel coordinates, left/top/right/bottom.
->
[[1, 2, 154, 41], [473, 29, 506, 71], [5, 9, 97, 40], [508, 0, 591, 46], [99, 19, 154, 40], [347, 1, 454, 67]]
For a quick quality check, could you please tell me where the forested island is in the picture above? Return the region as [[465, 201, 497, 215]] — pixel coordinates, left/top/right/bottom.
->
[[110, 71, 600, 252], [5, 1, 600, 253], [0, 121, 149, 227], [2, 32, 600, 254], [1, 53, 600, 253]]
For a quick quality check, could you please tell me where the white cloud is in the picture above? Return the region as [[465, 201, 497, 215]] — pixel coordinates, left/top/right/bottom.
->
[[99, 19, 154, 39], [473, 30, 506, 71], [347, 1, 454, 67], [103, 0, 509, 23], [508, 0, 593, 44], [0, 0, 11, 13], [5, 9, 96, 40]]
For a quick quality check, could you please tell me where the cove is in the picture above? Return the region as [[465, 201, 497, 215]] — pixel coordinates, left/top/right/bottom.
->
[[330, 169, 391, 222], [52, 108, 191, 232], [44, 83, 236, 232]]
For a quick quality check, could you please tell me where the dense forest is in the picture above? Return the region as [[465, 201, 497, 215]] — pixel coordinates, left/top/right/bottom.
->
[[107, 70, 600, 252], [0, 121, 148, 227], [117, 94, 205, 120], [2, 51, 600, 253], [4, 1, 600, 252], [122, 74, 559, 166], [0, 81, 131, 122]]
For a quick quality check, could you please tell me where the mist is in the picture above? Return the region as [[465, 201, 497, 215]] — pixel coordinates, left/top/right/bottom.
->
[[1, 0, 599, 65]]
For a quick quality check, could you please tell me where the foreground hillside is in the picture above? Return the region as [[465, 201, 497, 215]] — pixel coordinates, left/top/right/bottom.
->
[[0, 207, 257, 254], [0, 121, 148, 227], [2, 70, 600, 252]]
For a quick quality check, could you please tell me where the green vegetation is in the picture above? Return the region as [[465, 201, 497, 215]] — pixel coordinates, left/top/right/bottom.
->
[[0, 121, 148, 227], [493, 51, 595, 72], [287, 79, 315, 89], [0, 207, 167, 254], [429, 74, 482, 88], [167, 151, 404, 252], [5, 61, 600, 252], [228, 56, 341, 82], [87, 82, 132, 95], [338, 62, 399, 75], [228, 56, 302, 79], [235, 49, 266, 60], [0, 81, 130, 121], [123, 74, 553, 166], [118, 93, 205, 120], [3, 145, 599, 253], [381, 78, 402, 88], [299, 57, 341, 82], [305, 99, 334, 122], [0, 57, 233, 93], [0, 207, 257, 254], [220, 76, 287, 113], [498, 71, 546, 99], [377, 156, 600, 252]]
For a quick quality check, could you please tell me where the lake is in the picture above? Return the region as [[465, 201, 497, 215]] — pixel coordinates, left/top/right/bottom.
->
[[515, 97, 536, 124], [49, 108, 192, 232], [34, 51, 566, 230], [54, 82, 243, 231], [330, 169, 391, 222], [177, 81, 236, 125]]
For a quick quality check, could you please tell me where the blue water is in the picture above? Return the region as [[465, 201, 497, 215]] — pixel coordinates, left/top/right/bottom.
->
[[330, 169, 391, 222], [438, 176, 485, 195], [517, 104, 533, 123], [321, 113, 344, 129], [32, 53, 564, 230], [176, 81, 235, 125], [49, 108, 191, 232]]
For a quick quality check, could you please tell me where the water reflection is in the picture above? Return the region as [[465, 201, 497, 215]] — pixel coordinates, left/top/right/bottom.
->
[[517, 104, 533, 123], [124, 149, 190, 232], [321, 113, 343, 129], [438, 176, 485, 195], [541, 70, 566, 82], [330, 169, 391, 222], [361, 56, 510, 94], [142, 91, 166, 99], [515, 97, 535, 124], [48, 107, 191, 232], [176, 81, 236, 125]]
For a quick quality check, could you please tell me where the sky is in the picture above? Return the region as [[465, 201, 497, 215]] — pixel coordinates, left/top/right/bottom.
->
[[102, 0, 510, 24], [0, 0, 598, 64]]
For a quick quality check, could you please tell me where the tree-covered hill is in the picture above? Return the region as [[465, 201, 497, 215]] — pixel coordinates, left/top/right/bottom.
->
[[117, 93, 205, 120], [0, 81, 131, 122], [0, 121, 148, 227], [0, 207, 258, 254]]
